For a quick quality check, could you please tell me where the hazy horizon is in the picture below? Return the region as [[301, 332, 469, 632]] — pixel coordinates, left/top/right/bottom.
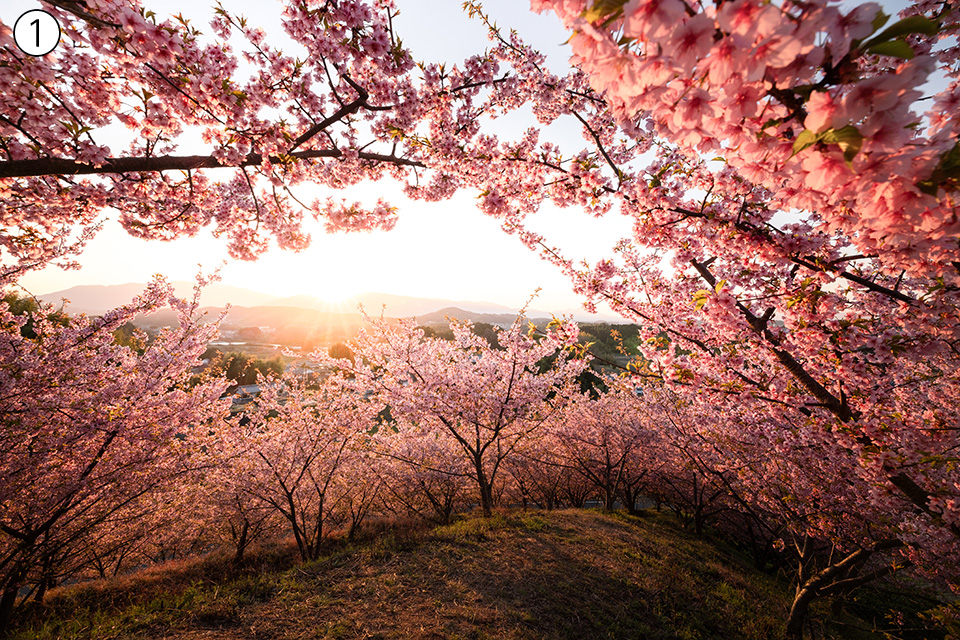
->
[[34, 280, 627, 323]]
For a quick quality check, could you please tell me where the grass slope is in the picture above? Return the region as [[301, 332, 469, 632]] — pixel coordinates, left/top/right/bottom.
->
[[15, 510, 799, 639]]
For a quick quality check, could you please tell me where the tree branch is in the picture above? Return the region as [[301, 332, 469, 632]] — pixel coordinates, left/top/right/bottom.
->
[[0, 149, 425, 179]]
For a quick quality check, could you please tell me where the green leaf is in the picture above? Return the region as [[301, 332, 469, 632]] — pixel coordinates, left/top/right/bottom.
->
[[792, 84, 817, 101], [582, 0, 628, 23], [865, 39, 915, 59], [822, 125, 864, 165], [861, 15, 940, 49], [872, 10, 890, 33], [914, 142, 960, 196], [792, 129, 822, 157], [692, 289, 711, 310], [648, 163, 673, 188], [938, 141, 960, 171], [916, 179, 939, 196], [793, 126, 864, 165], [714, 279, 727, 294], [878, 15, 940, 39]]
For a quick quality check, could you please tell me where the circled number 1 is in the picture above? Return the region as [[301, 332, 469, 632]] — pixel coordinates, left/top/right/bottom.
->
[[13, 10, 61, 57]]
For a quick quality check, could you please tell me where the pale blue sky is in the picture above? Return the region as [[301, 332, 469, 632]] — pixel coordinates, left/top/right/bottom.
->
[[3, 0, 632, 315]]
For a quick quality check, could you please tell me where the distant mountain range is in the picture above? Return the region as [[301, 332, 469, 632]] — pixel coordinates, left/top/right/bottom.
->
[[38, 282, 623, 324], [38, 282, 278, 312]]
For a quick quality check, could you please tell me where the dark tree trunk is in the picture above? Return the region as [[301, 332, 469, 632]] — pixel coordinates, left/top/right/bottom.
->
[[694, 504, 706, 535], [233, 520, 250, 565], [0, 584, 19, 634], [475, 459, 495, 518], [603, 485, 616, 511], [784, 539, 907, 640], [479, 481, 494, 518], [785, 586, 817, 640]]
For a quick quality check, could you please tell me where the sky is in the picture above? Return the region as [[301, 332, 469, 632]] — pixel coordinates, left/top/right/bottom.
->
[[3, 0, 635, 315]]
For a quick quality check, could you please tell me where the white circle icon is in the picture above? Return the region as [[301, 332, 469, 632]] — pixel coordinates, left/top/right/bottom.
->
[[13, 10, 61, 57]]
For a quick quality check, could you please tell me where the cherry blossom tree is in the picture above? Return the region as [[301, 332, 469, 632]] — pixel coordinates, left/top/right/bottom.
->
[[130, 485, 212, 565], [0, 277, 226, 628], [372, 422, 473, 524], [334, 442, 386, 540], [332, 316, 588, 517], [532, 0, 960, 278], [504, 437, 571, 510], [200, 458, 282, 565], [497, 0, 960, 596], [216, 374, 375, 562], [0, 0, 422, 268], [632, 380, 936, 637], [71, 481, 215, 579], [547, 384, 652, 510]]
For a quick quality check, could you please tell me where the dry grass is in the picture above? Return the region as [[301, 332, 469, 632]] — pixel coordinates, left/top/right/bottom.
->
[[15, 509, 796, 639]]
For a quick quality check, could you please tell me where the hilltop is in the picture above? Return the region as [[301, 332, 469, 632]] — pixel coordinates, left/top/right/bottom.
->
[[13, 509, 938, 640]]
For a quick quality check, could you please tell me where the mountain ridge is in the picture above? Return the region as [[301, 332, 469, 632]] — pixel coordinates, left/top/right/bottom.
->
[[36, 282, 622, 322]]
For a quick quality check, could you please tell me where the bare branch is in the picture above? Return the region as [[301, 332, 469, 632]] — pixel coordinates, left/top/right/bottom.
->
[[0, 149, 424, 179]]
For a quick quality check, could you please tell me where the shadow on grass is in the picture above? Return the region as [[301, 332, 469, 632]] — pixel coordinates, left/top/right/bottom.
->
[[405, 509, 788, 640]]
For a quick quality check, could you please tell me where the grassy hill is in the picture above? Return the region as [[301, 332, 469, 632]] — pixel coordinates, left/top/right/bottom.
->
[[10, 510, 948, 640]]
